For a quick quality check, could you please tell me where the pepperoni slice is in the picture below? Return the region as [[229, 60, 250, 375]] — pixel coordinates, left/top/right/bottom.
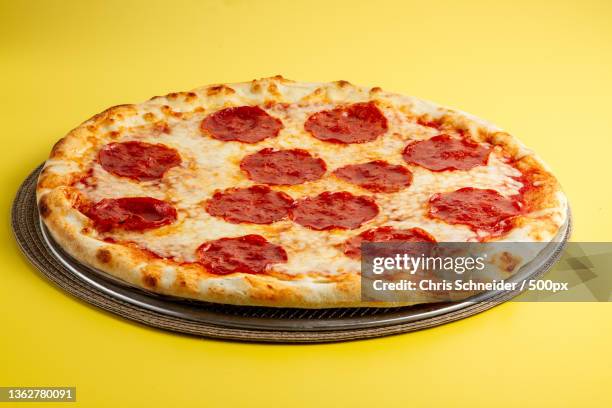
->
[[429, 187, 522, 234], [197, 235, 288, 275], [206, 185, 293, 224], [290, 192, 379, 230], [99, 141, 181, 181], [85, 197, 177, 232], [200, 106, 282, 143], [333, 161, 413, 193], [402, 134, 491, 171], [240, 148, 326, 185], [304, 102, 388, 144], [344, 227, 437, 259]]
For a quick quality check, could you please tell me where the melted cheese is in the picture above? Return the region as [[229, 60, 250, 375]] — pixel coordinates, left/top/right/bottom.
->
[[73, 80, 527, 277]]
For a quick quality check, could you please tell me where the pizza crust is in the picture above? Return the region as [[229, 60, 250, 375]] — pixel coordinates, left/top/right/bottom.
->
[[36, 76, 568, 308], [39, 187, 370, 307]]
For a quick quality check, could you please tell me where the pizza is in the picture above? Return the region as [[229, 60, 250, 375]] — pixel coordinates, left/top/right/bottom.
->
[[36, 76, 568, 308]]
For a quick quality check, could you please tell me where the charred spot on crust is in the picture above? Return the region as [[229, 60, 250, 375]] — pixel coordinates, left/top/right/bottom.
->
[[38, 196, 51, 218], [153, 121, 171, 133], [267, 83, 280, 96], [207, 85, 235, 96], [161, 105, 173, 115], [335, 80, 351, 88], [143, 274, 158, 288], [90, 104, 133, 122], [96, 249, 112, 264], [50, 137, 67, 158], [251, 81, 262, 92], [498, 251, 520, 273], [185, 92, 197, 101]]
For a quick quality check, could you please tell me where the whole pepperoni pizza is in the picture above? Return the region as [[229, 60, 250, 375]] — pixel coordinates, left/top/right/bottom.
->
[[36, 76, 568, 308]]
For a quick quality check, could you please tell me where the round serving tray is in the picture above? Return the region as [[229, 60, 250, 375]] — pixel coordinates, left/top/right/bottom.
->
[[12, 165, 571, 342]]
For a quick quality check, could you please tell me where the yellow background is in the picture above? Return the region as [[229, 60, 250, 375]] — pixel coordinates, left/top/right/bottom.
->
[[1, 1, 611, 407]]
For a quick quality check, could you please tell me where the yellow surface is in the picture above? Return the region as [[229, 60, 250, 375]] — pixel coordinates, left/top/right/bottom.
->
[[1, 1, 611, 407]]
